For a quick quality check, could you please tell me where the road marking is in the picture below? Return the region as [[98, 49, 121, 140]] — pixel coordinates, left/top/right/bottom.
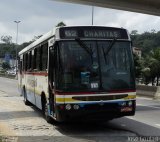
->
[[137, 103, 160, 109]]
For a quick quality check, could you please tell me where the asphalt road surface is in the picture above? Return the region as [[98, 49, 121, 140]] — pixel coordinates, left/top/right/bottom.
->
[[0, 77, 19, 97], [0, 77, 160, 142]]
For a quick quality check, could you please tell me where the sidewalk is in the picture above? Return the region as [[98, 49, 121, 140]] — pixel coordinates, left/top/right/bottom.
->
[[0, 91, 17, 142], [0, 91, 62, 137]]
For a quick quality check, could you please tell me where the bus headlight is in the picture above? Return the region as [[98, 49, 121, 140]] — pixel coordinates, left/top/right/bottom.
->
[[73, 104, 79, 110], [66, 104, 71, 110], [128, 101, 133, 106], [121, 102, 126, 106]]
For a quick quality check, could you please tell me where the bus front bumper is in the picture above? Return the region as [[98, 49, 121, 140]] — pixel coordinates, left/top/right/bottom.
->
[[54, 100, 136, 122]]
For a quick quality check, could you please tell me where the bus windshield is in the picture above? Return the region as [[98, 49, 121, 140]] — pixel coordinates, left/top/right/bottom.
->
[[55, 40, 135, 92]]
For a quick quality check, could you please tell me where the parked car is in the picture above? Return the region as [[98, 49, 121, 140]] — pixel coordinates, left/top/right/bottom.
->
[[6, 70, 16, 75]]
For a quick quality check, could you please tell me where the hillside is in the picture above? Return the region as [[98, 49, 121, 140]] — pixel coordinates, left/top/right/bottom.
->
[[130, 30, 160, 56]]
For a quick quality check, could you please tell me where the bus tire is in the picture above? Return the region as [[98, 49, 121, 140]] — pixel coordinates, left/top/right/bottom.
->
[[23, 88, 30, 106], [42, 97, 53, 124]]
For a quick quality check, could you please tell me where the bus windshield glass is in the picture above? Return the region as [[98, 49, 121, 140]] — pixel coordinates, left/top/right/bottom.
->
[[56, 40, 135, 92]]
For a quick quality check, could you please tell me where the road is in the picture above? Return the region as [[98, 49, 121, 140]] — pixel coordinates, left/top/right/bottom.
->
[[0, 77, 160, 142], [0, 77, 19, 97]]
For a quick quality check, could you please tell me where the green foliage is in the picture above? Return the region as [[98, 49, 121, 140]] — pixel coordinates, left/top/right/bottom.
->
[[1, 35, 12, 44], [2, 62, 11, 70], [133, 53, 143, 78], [131, 30, 160, 85], [0, 43, 15, 58], [0, 70, 5, 74], [131, 30, 160, 56], [140, 48, 160, 86], [130, 30, 138, 35], [56, 21, 66, 27], [141, 67, 151, 85], [0, 39, 32, 59]]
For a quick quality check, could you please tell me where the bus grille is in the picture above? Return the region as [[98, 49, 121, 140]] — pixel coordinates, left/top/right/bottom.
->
[[72, 94, 128, 101]]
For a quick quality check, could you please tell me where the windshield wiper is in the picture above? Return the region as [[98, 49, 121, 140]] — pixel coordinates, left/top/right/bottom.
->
[[102, 38, 117, 64], [75, 38, 93, 62]]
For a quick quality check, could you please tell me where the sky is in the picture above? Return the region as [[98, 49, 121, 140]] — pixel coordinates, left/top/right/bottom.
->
[[0, 0, 160, 44]]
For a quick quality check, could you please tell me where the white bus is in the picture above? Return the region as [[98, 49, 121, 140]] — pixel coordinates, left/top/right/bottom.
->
[[18, 26, 136, 123]]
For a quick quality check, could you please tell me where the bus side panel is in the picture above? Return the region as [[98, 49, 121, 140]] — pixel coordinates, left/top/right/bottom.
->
[[26, 74, 36, 105], [18, 57, 23, 95], [18, 72, 21, 94], [34, 73, 48, 110], [20, 71, 26, 97]]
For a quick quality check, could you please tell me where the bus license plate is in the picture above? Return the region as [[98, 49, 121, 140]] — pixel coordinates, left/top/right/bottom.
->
[[121, 107, 132, 112]]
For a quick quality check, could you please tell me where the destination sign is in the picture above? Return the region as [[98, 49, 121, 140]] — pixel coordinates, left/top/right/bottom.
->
[[64, 30, 78, 38], [84, 30, 120, 38], [59, 27, 129, 39]]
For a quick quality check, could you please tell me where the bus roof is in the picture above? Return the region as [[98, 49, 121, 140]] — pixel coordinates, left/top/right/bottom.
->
[[18, 29, 55, 55], [18, 26, 129, 56]]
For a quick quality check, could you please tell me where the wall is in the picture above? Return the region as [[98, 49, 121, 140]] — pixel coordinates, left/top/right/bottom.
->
[[136, 85, 160, 99]]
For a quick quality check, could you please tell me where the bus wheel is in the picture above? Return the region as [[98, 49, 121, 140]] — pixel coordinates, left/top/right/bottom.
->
[[23, 88, 30, 105], [43, 100, 53, 124]]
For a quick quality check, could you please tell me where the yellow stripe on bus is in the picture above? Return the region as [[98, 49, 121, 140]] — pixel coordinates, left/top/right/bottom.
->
[[56, 95, 136, 103], [56, 98, 76, 102], [124, 95, 136, 100]]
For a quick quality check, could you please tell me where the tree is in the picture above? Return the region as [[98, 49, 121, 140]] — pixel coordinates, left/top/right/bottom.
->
[[133, 53, 143, 78], [151, 29, 156, 34], [56, 22, 66, 27], [1, 36, 12, 44], [149, 48, 160, 86], [2, 62, 11, 70], [130, 30, 138, 35], [31, 35, 43, 42], [141, 48, 160, 86], [148, 57, 159, 85], [131, 30, 160, 56], [141, 67, 151, 85]]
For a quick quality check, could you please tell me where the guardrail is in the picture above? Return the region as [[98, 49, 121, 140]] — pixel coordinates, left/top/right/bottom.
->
[[136, 85, 160, 99]]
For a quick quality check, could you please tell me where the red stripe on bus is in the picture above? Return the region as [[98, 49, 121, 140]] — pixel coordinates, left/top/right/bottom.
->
[[55, 91, 97, 95], [55, 89, 136, 95], [22, 72, 48, 76]]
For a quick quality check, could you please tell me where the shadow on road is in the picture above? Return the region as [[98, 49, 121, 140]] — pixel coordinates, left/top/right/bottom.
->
[[0, 110, 42, 121]]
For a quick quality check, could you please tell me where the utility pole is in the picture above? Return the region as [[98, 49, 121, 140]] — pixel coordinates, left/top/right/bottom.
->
[[92, 6, 94, 25], [14, 20, 21, 75]]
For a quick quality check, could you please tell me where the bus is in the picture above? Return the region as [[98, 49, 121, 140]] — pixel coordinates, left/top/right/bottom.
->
[[18, 26, 136, 123]]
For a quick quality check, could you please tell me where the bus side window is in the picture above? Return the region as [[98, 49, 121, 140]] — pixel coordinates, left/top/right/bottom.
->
[[22, 55, 25, 71], [36, 47, 42, 71], [31, 50, 34, 70], [27, 51, 32, 71], [39, 46, 42, 71], [29, 51, 32, 71], [33, 48, 37, 70], [42, 43, 48, 71], [25, 53, 28, 71]]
